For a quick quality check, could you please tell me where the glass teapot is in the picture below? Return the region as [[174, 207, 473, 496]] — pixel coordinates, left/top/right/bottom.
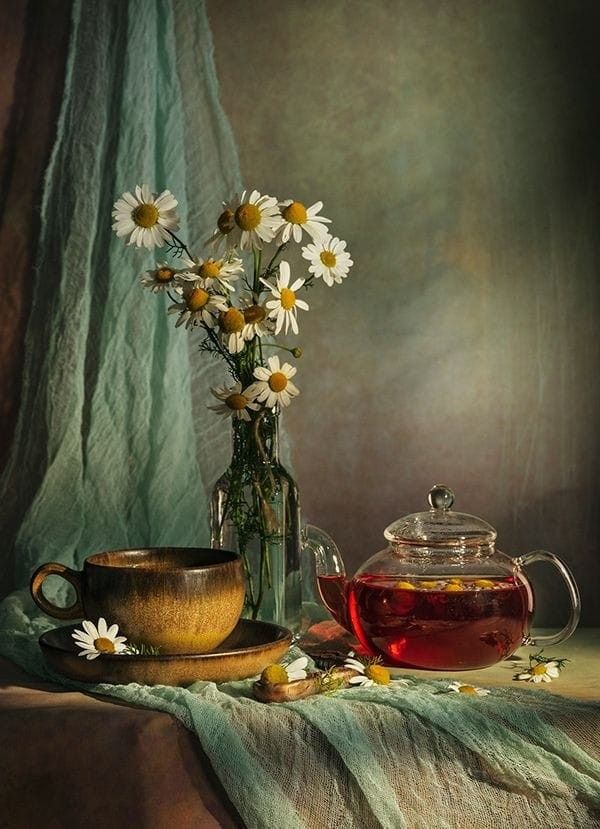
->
[[308, 485, 580, 670]]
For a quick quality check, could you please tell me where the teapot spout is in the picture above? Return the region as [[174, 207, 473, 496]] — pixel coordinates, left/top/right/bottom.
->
[[301, 524, 351, 631]]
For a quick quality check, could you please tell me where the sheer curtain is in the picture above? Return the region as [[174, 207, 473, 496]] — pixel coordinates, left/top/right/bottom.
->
[[0, 0, 241, 605]]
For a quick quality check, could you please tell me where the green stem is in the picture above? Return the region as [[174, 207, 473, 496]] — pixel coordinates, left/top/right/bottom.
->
[[264, 243, 287, 276], [252, 247, 262, 294], [167, 229, 194, 259], [204, 325, 238, 376]]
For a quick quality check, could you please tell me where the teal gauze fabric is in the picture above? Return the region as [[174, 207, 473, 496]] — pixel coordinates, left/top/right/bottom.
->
[[1, 2, 599, 828]]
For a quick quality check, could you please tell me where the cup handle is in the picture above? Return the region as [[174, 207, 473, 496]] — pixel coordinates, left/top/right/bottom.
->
[[514, 550, 581, 647], [30, 562, 84, 620]]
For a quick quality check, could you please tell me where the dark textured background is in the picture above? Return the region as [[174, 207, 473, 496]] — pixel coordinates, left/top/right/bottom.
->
[[1, 1, 598, 627], [207, 0, 600, 626]]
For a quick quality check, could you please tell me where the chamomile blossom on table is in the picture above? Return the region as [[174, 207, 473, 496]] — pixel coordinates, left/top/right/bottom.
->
[[260, 656, 309, 685], [447, 681, 490, 697], [516, 661, 561, 683], [343, 653, 409, 688]]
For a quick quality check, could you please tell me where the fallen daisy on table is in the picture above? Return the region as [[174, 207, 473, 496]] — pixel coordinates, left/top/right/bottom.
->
[[513, 650, 568, 683], [447, 681, 490, 697], [515, 661, 560, 683], [72, 618, 128, 660], [260, 656, 308, 685], [343, 653, 409, 688]]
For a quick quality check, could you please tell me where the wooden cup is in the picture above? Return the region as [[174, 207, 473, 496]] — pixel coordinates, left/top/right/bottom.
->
[[30, 547, 245, 654]]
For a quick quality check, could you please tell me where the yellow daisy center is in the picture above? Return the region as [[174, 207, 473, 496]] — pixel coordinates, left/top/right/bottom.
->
[[225, 393, 248, 411], [235, 203, 261, 231], [282, 201, 308, 225], [280, 287, 296, 310], [244, 305, 266, 324], [186, 287, 210, 312], [93, 637, 116, 654], [133, 203, 159, 228], [156, 267, 175, 283], [217, 209, 235, 234], [199, 260, 221, 280], [457, 685, 478, 694], [531, 664, 547, 676], [220, 308, 245, 333], [268, 372, 288, 393], [365, 664, 391, 685], [320, 250, 337, 268], [261, 664, 289, 685]]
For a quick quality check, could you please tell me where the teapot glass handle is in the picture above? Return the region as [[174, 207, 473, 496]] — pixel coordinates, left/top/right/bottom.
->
[[514, 550, 581, 647]]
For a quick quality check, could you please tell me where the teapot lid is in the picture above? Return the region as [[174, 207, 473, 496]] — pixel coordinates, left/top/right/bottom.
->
[[384, 485, 497, 547]]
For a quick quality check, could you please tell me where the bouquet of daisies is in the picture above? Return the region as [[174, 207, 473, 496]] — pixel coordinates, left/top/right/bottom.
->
[[112, 185, 352, 622], [112, 185, 352, 407]]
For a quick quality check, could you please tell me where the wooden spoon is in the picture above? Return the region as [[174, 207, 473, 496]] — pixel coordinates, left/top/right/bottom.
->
[[253, 667, 357, 703]]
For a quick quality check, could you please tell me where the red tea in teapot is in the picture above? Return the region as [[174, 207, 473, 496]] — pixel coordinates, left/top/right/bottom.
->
[[319, 573, 533, 670], [349, 575, 533, 670], [317, 573, 350, 630]]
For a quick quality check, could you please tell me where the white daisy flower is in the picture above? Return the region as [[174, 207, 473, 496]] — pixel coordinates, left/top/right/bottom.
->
[[448, 681, 490, 696], [278, 199, 330, 243], [205, 195, 239, 251], [260, 656, 309, 685], [72, 618, 128, 660], [301, 235, 353, 286], [240, 300, 274, 341], [516, 661, 560, 683], [167, 285, 227, 329], [246, 355, 300, 408], [284, 656, 309, 682], [177, 254, 243, 293], [261, 261, 309, 335], [140, 262, 180, 293], [112, 184, 179, 249], [228, 190, 283, 251], [209, 382, 260, 422], [218, 307, 247, 353], [343, 654, 408, 688]]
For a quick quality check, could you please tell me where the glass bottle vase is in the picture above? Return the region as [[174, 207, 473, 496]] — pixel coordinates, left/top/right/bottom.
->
[[210, 410, 301, 630]]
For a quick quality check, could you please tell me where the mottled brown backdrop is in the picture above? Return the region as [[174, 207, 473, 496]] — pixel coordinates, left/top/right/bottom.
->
[[207, 0, 600, 626]]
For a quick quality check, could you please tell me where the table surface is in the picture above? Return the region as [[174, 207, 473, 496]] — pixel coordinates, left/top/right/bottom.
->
[[1, 629, 598, 829], [303, 625, 600, 700], [392, 627, 600, 699]]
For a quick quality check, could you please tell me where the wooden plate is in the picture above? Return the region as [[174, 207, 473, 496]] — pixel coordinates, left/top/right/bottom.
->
[[39, 619, 292, 686]]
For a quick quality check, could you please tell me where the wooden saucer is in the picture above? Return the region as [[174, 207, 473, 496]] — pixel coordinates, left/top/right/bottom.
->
[[39, 619, 292, 686]]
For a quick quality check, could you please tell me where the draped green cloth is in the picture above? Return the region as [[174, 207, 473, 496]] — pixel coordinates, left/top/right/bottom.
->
[[1, 2, 599, 828], [2, 599, 600, 829], [0, 0, 240, 595]]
